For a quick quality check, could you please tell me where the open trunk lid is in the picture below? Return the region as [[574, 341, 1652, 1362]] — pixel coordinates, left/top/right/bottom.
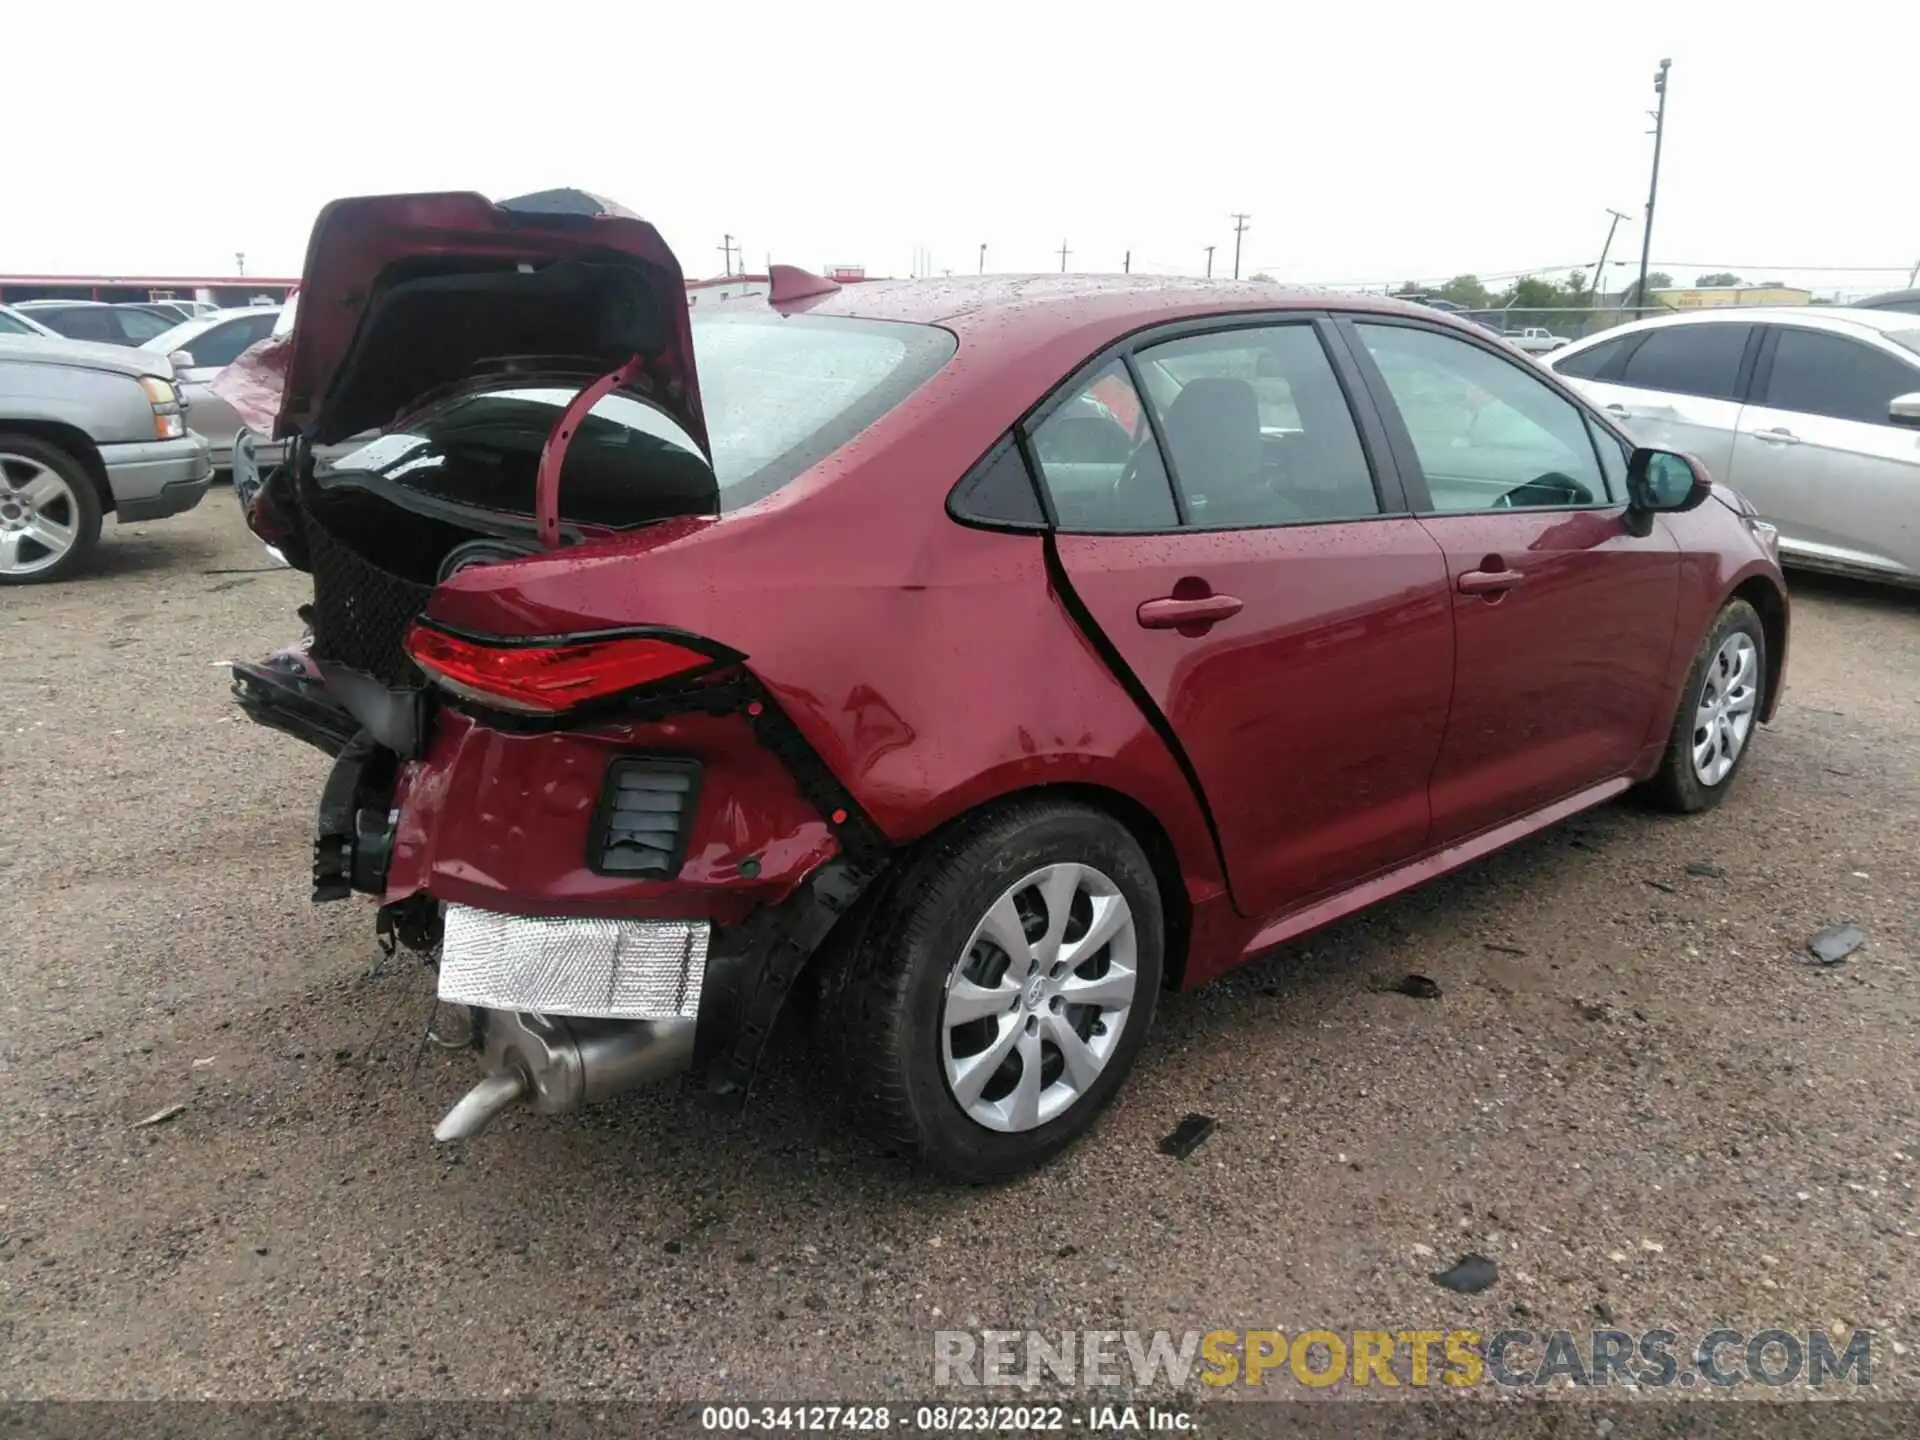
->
[[234, 188, 706, 455]]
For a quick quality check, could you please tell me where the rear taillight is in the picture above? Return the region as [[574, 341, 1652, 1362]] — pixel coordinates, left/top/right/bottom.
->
[[403, 623, 729, 714]]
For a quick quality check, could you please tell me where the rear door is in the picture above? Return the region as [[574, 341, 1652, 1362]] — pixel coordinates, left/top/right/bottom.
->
[[1726, 324, 1920, 579], [1345, 316, 1680, 844], [1551, 319, 1756, 481], [1033, 316, 1456, 920]]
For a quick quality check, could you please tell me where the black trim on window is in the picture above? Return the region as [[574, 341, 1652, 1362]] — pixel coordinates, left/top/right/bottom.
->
[[1746, 325, 1780, 404], [1314, 316, 1408, 514], [946, 431, 1049, 531], [1121, 351, 1190, 526]]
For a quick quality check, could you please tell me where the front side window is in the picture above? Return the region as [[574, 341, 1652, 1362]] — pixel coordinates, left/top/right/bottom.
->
[[1762, 328, 1920, 426], [0, 310, 39, 335], [109, 308, 177, 344], [182, 314, 275, 369], [1134, 324, 1378, 527], [1028, 361, 1177, 532], [1615, 323, 1750, 400], [1357, 322, 1609, 512]]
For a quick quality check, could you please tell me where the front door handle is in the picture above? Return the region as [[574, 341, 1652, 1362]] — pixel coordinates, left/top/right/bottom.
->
[[1137, 594, 1245, 629], [1754, 426, 1801, 445], [1604, 403, 1630, 417], [1458, 568, 1525, 596]]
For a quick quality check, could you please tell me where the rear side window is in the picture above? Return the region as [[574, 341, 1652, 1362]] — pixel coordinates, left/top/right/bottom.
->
[[1133, 324, 1378, 526], [1616, 323, 1750, 400], [1550, 333, 1635, 380], [1028, 361, 1178, 532], [1761, 328, 1920, 426]]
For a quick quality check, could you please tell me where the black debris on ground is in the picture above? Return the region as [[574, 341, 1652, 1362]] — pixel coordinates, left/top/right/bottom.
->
[[1158, 1114, 1217, 1161], [1430, 1254, 1500, 1294]]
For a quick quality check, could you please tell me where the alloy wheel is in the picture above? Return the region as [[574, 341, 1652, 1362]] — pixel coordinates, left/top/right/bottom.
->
[[0, 453, 82, 578], [1691, 632, 1759, 786], [940, 862, 1139, 1133]]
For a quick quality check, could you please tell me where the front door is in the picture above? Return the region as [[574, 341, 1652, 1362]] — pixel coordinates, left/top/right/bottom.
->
[[1033, 319, 1455, 919], [1346, 317, 1680, 845], [1726, 323, 1920, 579]]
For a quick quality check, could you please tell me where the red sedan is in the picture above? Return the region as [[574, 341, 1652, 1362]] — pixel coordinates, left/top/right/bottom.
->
[[232, 191, 1787, 1182]]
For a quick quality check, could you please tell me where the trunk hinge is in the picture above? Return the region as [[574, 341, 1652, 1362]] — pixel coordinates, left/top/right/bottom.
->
[[533, 353, 649, 549]]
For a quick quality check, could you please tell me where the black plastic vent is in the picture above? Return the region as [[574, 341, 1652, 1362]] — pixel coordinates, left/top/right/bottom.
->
[[590, 756, 703, 878]]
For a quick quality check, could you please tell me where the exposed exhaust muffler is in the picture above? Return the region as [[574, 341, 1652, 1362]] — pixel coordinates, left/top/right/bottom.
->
[[433, 1010, 695, 1142]]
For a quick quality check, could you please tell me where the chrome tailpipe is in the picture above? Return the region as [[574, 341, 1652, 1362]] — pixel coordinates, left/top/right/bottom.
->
[[432, 1010, 696, 1142]]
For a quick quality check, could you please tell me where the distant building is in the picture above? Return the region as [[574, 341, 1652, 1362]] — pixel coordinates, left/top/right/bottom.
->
[[1651, 284, 1813, 310]]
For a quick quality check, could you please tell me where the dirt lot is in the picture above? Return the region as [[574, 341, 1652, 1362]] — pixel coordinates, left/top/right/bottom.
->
[[3, 495, 1917, 1409]]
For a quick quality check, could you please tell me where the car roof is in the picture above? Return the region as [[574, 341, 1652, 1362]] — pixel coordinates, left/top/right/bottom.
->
[[1557, 304, 1920, 354], [741, 273, 1440, 361], [140, 304, 282, 352]]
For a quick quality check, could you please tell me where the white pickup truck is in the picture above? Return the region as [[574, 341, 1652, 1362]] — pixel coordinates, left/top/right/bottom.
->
[[1505, 326, 1570, 354]]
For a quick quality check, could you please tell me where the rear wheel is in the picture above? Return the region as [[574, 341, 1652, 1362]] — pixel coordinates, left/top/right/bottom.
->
[[0, 435, 103, 585], [822, 801, 1164, 1182], [1645, 598, 1766, 813]]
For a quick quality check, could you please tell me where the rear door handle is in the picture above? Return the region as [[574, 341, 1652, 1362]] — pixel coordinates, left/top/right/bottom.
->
[[1604, 403, 1630, 417], [1137, 594, 1244, 629], [1753, 426, 1801, 445], [1457, 568, 1524, 596]]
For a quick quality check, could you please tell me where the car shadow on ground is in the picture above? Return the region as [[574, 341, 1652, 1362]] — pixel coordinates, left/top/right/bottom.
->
[[1784, 569, 1920, 616]]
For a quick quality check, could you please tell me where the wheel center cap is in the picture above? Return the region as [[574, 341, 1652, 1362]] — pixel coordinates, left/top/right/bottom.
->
[[1025, 975, 1047, 1011]]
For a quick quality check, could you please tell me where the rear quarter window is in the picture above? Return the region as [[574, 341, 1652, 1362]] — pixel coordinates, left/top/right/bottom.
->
[[1616, 323, 1751, 400]]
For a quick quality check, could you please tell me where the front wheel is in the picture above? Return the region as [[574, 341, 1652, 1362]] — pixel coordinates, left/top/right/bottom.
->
[[822, 802, 1165, 1183], [0, 434, 103, 585], [1644, 598, 1767, 813]]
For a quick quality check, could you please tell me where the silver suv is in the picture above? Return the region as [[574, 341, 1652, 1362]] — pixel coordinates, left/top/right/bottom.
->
[[0, 335, 214, 583]]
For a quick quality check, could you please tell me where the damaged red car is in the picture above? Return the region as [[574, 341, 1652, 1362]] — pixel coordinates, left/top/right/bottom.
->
[[229, 189, 1788, 1182]]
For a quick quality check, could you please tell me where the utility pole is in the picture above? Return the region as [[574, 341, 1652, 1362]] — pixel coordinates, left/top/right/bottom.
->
[[1204, 245, 1216, 278], [1230, 213, 1251, 280], [234, 251, 246, 277], [979, 243, 987, 275], [1907, 256, 1919, 287], [718, 234, 736, 277], [1123, 250, 1130, 274], [1634, 59, 1671, 316], [1592, 208, 1631, 305], [1057, 239, 1071, 273]]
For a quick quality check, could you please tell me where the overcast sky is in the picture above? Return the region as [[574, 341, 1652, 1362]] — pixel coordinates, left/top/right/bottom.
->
[[9, 1, 1916, 295]]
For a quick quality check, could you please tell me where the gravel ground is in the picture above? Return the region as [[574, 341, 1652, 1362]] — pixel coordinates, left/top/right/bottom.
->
[[2, 496, 1917, 1415]]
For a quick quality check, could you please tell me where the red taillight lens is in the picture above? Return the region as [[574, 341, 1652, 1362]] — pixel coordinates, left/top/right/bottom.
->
[[404, 624, 720, 714]]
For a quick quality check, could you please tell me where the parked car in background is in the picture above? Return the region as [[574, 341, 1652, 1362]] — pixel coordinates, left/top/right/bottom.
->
[[1507, 326, 1570, 354], [229, 188, 1788, 1180], [1547, 308, 1920, 586], [1855, 289, 1920, 316], [15, 300, 177, 348], [0, 305, 59, 338], [121, 299, 221, 326], [141, 306, 283, 467], [0, 336, 212, 582]]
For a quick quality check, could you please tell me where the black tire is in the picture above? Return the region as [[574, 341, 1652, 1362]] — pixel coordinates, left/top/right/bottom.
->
[[820, 801, 1165, 1183], [1644, 598, 1767, 813], [0, 433, 104, 585]]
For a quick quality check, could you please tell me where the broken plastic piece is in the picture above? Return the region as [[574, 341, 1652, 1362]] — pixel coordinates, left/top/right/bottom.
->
[[1430, 1253, 1499, 1294], [1807, 924, 1865, 965], [1158, 1113, 1217, 1161]]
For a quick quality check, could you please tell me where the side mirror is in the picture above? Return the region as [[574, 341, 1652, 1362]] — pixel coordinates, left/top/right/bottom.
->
[[168, 348, 197, 371], [1626, 446, 1711, 513], [1890, 392, 1920, 429]]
